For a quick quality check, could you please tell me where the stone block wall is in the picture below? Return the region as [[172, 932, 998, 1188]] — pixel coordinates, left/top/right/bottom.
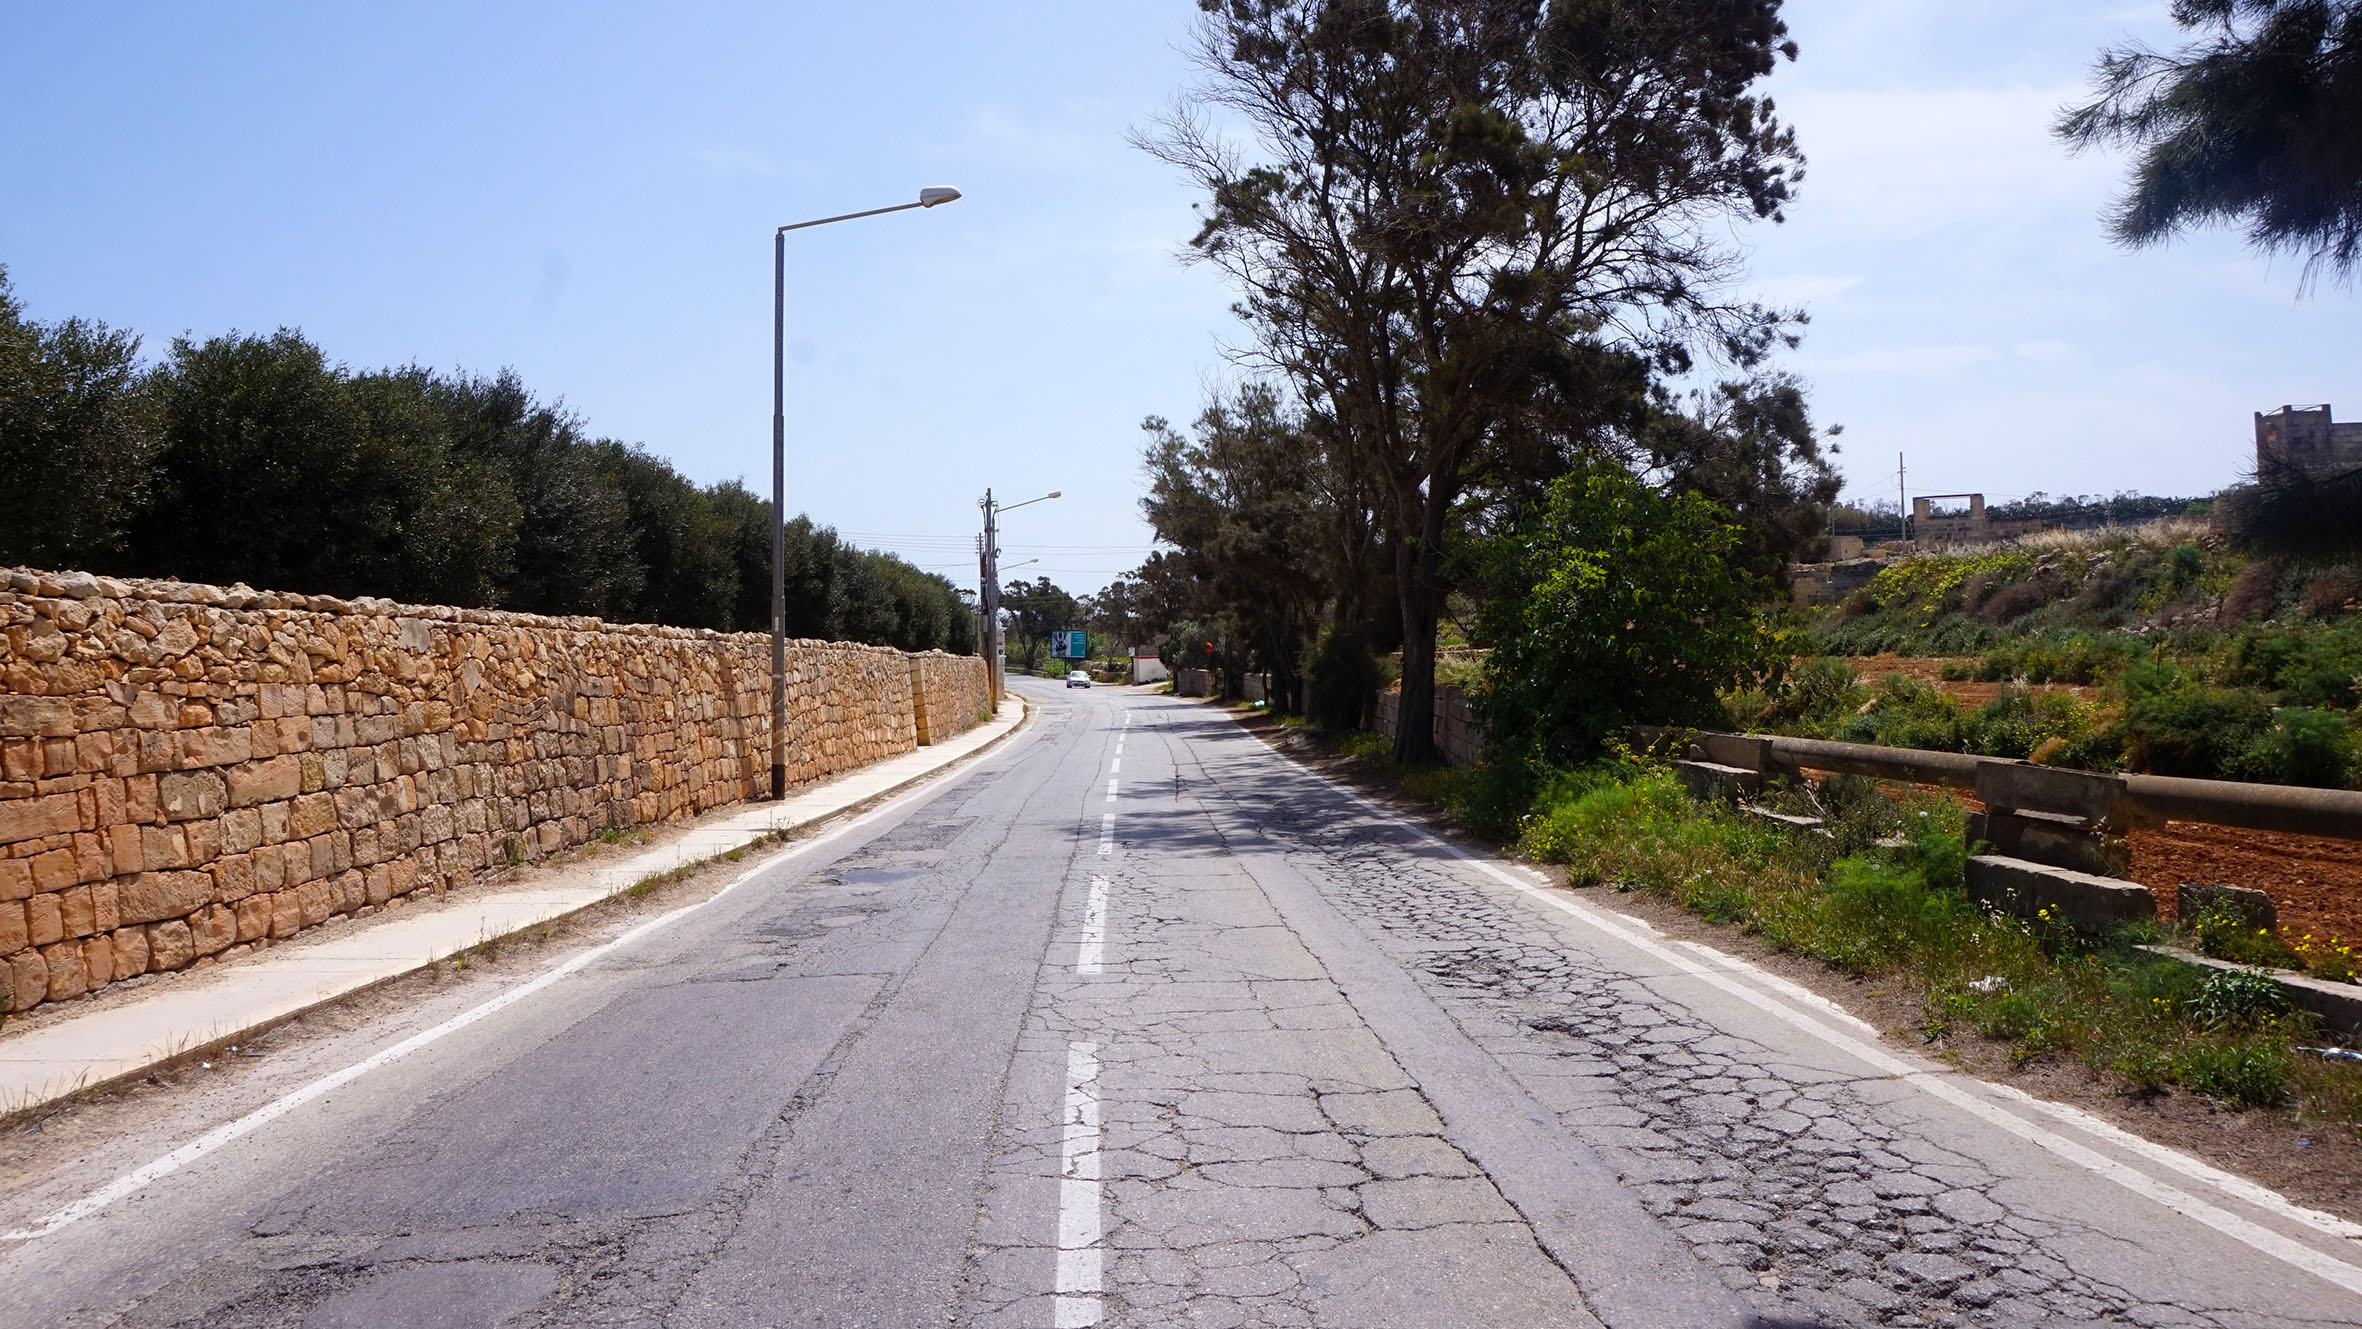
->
[[911, 651, 993, 746], [1374, 685, 1485, 767], [0, 567, 990, 1017]]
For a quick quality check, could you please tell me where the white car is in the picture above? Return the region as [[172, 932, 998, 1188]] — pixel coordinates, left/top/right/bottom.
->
[[1066, 670, 1092, 688]]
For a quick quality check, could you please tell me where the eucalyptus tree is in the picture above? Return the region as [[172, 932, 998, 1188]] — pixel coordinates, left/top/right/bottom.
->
[[1143, 0, 1806, 759]]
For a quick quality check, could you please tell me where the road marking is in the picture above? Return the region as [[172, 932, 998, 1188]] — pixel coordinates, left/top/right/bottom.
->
[[1054, 1040, 1105, 1327], [1109, 757, 1120, 773], [1077, 876, 1109, 976], [1274, 761, 2362, 1296], [1105, 778, 1118, 801], [1672, 937, 2362, 1245], [0, 757, 991, 1246], [1097, 814, 1114, 857]]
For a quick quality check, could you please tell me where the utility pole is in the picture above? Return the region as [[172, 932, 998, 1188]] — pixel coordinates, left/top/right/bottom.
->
[[980, 490, 1002, 705], [977, 488, 1059, 705], [1898, 452, 1909, 550]]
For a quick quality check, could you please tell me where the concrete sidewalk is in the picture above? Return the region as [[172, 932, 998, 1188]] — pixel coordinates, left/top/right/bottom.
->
[[0, 700, 1028, 1116]]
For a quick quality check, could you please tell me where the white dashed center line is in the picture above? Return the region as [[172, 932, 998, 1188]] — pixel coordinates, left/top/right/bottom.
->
[[1097, 814, 1114, 856], [1077, 875, 1109, 976], [1054, 1040, 1106, 1327]]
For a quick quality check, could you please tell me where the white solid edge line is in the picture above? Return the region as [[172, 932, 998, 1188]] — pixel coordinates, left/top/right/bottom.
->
[[0, 724, 1024, 1247], [1278, 757, 2362, 1295], [1667, 936, 2362, 1243]]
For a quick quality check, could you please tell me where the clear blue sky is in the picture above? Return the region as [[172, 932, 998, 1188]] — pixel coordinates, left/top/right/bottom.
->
[[4, 2, 2356, 595]]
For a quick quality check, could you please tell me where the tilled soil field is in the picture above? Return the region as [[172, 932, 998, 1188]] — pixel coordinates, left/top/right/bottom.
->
[[1844, 653, 2102, 706], [1826, 657, 2362, 947], [2132, 823, 2362, 943]]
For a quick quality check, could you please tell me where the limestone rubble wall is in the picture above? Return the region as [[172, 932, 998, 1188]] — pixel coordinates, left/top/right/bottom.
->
[[913, 651, 992, 746], [0, 567, 992, 1017]]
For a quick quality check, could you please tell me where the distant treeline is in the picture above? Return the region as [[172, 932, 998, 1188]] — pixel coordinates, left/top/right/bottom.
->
[[1828, 491, 2213, 541], [0, 268, 972, 652]]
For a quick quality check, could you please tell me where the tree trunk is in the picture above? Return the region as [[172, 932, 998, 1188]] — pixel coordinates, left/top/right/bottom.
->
[[1392, 533, 1442, 763]]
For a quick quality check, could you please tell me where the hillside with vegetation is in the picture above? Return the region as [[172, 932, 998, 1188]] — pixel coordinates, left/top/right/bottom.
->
[[1741, 522, 2362, 788]]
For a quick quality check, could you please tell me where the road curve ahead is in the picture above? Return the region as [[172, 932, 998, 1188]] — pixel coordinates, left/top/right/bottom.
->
[[4, 680, 2360, 1327]]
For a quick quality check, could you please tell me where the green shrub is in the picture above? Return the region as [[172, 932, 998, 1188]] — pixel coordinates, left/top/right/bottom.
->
[[2221, 620, 2362, 716], [2113, 660, 2274, 779], [1962, 686, 2102, 760], [1976, 631, 2145, 686], [2187, 896, 2301, 969], [1772, 657, 1866, 726], [2167, 541, 2206, 587], [1302, 625, 1384, 731], [1754, 855, 1973, 977], [2186, 967, 2291, 1029], [1473, 463, 1778, 776], [2244, 707, 2355, 788], [2178, 1036, 2293, 1108]]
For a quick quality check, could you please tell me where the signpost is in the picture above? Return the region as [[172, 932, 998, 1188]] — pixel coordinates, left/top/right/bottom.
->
[[1052, 630, 1089, 660]]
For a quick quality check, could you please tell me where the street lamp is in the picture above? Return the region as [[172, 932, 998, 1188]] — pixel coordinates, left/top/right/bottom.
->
[[979, 489, 1059, 702], [768, 187, 961, 801]]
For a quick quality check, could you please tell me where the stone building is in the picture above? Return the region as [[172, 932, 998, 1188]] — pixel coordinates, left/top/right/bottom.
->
[[2255, 404, 2362, 479]]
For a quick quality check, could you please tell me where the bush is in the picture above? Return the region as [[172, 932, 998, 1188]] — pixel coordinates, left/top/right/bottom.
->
[[2227, 621, 2362, 710], [1962, 686, 2102, 761], [2188, 896, 2301, 969], [2245, 708, 2355, 788], [1772, 657, 1866, 725], [1833, 675, 1966, 752], [2113, 660, 2274, 779], [2178, 1037, 2293, 1108], [1474, 462, 1777, 783], [1755, 855, 1975, 976], [2186, 967, 2291, 1029], [1976, 631, 2145, 686]]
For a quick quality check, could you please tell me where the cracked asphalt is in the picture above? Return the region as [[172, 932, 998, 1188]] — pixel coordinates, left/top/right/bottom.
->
[[4, 681, 2361, 1327]]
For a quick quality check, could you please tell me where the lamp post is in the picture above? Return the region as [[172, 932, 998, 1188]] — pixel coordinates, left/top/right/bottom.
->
[[980, 489, 1058, 702], [770, 186, 961, 801]]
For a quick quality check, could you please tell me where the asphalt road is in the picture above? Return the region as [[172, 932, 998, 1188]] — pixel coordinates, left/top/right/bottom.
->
[[5, 680, 2362, 1327]]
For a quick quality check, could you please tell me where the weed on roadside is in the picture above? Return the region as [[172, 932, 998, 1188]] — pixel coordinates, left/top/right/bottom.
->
[[1517, 759, 2362, 1133]]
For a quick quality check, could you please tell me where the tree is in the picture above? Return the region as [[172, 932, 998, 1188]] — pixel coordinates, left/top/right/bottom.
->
[[1639, 374, 1840, 581], [344, 367, 521, 607], [1001, 576, 1082, 673], [2059, 0, 2362, 285], [1142, 384, 1339, 712], [1472, 462, 1779, 813], [588, 438, 738, 628], [1145, 0, 1804, 760], [429, 369, 644, 619], [0, 277, 980, 649], [0, 267, 158, 569]]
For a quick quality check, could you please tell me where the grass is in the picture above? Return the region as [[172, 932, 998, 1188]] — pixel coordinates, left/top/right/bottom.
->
[[1333, 729, 1469, 808], [1518, 759, 2362, 1122]]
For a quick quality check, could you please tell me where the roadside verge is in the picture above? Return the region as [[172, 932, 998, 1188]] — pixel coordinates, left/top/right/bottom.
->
[[0, 700, 1029, 1117]]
